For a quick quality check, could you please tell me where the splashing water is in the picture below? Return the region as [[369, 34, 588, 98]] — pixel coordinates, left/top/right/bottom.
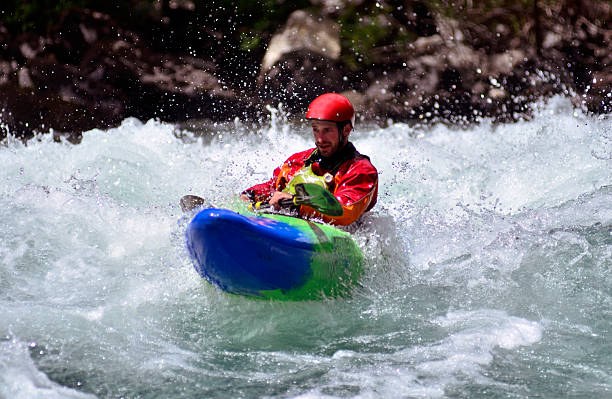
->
[[1, 97, 610, 398]]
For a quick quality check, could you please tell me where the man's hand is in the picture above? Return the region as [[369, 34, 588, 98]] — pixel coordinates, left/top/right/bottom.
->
[[268, 191, 293, 210]]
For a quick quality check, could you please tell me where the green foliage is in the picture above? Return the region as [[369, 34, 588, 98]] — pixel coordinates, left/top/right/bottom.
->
[[338, 1, 418, 68], [189, 0, 310, 47], [239, 32, 261, 51], [0, 0, 154, 33], [2, 0, 72, 32], [195, 0, 308, 30]]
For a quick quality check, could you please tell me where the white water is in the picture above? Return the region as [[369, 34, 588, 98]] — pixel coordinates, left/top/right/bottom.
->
[[1, 97, 610, 398]]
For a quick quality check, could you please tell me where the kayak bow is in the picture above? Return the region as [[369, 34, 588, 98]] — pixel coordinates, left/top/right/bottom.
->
[[185, 208, 363, 300]]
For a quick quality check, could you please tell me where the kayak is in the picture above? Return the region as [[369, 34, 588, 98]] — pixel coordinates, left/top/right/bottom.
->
[[185, 208, 364, 300]]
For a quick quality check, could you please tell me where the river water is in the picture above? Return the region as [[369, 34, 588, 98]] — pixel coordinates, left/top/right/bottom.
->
[[1, 96, 610, 398]]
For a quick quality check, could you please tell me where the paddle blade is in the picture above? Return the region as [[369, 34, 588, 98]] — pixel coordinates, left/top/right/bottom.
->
[[294, 183, 343, 216], [180, 195, 207, 212]]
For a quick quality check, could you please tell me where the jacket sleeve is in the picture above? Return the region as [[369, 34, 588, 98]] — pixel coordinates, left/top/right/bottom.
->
[[300, 158, 378, 226], [241, 167, 279, 202], [242, 151, 308, 202]]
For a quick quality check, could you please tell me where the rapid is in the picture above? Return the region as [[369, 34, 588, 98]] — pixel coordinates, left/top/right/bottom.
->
[[1, 96, 610, 398]]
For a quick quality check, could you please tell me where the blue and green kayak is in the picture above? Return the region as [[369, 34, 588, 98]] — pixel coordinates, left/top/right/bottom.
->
[[185, 208, 364, 300]]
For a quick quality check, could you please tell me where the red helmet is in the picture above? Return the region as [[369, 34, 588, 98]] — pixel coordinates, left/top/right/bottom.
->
[[306, 93, 355, 128]]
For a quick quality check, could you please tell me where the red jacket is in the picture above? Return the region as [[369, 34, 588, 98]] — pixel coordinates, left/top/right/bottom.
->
[[243, 142, 378, 225]]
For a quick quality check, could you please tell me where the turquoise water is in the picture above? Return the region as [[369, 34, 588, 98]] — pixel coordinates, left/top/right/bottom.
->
[[1, 97, 610, 398]]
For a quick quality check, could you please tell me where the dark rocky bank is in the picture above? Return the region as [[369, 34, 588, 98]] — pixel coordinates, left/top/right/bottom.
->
[[1, 0, 610, 143]]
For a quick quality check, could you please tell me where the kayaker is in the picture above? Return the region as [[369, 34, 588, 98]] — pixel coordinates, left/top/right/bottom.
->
[[241, 93, 378, 226]]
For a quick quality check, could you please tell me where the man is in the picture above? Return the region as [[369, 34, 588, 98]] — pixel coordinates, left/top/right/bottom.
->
[[241, 93, 378, 226]]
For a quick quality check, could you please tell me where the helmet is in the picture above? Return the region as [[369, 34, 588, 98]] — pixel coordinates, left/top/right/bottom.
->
[[306, 93, 355, 128]]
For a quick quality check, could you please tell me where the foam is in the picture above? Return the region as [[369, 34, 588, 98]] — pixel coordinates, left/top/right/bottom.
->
[[0, 339, 96, 399]]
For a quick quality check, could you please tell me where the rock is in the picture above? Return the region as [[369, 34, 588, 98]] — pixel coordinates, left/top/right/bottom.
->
[[411, 35, 445, 54], [258, 10, 345, 112], [0, 61, 12, 85], [0, 8, 257, 140], [1, 1, 611, 140], [17, 67, 34, 88], [259, 49, 346, 112], [488, 88, 507, 100], [445, 42, 482, 70], [542, 31, 562, 49], [260, 10, 340, 73], [489, 49, 526, 76]]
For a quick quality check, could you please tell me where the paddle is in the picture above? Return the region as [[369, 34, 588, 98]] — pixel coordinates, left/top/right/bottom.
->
[[292, 183, 343, 216], [180, 183, 343, 216], [180, 195, 206, 212], [253, 183, 343, 217]]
